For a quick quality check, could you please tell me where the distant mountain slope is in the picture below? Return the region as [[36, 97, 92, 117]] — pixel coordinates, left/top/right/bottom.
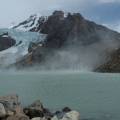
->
[[13, 11, 120, 70], [11, 14, 47, 32], [96, 48, 120, 73]]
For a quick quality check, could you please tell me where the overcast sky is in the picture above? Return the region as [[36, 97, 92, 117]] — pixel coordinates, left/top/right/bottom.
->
[[0, 0, 120, 31]]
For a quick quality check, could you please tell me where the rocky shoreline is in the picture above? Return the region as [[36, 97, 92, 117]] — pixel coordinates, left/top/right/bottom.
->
[[0, 95, 80, 120]]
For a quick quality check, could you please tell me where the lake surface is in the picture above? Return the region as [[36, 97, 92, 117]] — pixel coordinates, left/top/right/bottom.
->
[[0, 71, 120, 120]]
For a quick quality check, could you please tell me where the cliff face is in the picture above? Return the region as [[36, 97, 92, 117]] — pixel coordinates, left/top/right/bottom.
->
[[40, 11, 120, 48], [96, 48, 120, 73], [12, 11, 120, 70], [0, 33, 16, 51]]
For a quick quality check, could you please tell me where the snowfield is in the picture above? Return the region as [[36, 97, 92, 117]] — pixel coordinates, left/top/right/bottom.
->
[[0, 28, 46, 66], [10, 14, 48, 32]]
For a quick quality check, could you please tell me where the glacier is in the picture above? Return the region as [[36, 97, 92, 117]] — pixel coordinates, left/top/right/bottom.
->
[[0, 28, 46, 67]]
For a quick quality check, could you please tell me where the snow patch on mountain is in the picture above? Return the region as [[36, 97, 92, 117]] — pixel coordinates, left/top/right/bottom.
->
[[10, 14, 48, 32]]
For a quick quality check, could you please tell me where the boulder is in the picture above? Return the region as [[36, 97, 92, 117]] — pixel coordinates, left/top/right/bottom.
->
[[31, 117, 47, 120], [28, 100, 43, 111], [62, 111, 80, 120], [6, 113, 29, 120], [24, 100, 44, 119], [0, 103, 6, 117], [54, 111, 64, 119], [24, 100, 52, 119], [53, 107, 71, 119], [0, 94, 22, 115], [51, 116, 59, 120], [62, 107, 71, 113], [43, 108, 53, 118], [24, 108, 44, 119], [52, 111, 80, 120], [7, 110, 14, 116]]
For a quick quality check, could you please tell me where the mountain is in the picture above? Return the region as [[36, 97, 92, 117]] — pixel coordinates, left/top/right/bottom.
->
[[12, 11, 120, 70], [11, 14, 47, 32], [96, 48, 120, 73], [12, 11, 120, 47]]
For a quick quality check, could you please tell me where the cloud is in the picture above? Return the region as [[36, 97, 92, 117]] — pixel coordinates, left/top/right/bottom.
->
[[98, 0, 120, 3], [106, 21, 120, 32], [0, 0, 120, 30]]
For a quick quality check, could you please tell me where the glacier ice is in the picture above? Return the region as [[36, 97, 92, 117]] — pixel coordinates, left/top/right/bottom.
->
[[0, 28, 46, 67]]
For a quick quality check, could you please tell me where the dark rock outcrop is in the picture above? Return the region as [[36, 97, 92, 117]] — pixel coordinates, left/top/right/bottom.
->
[[40, 11, 120, 48], [62, 107, 71, 113], [0, 33, 16, 51], [96, 48, 120, 73], [23, 100, 45, 119]]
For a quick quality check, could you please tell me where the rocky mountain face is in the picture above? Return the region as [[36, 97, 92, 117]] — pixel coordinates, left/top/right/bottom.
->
[[96, 48, 120, 72], [13, 11, 120, 48], [0, 32, 16, 51], [40, 11, 118, 48], [10, 11, 120, 70]]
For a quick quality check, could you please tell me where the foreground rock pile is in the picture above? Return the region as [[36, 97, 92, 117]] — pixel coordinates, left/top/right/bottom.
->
[[0, 95, 80, 120]]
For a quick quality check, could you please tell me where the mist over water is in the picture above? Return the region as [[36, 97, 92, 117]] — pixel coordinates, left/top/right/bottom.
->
[[28, 38, 120, 71], [23, 28, 120, 71], [4, 38, 119, 72]]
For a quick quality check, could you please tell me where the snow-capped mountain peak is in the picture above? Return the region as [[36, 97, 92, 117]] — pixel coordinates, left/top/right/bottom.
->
[[11, 14, 48, 32]]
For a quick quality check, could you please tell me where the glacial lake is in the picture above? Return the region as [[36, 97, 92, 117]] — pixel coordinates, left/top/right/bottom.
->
[[0, 71, 120, 120]]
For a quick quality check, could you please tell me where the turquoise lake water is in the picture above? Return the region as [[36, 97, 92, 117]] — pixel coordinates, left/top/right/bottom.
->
[[0, 71, 120, 120]]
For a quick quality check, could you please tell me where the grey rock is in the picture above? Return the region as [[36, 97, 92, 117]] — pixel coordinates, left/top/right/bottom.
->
[[0, 94, 22, 115], [0, 103, 6, 117], [23, 100, 44, 119], [31, 117, 47, 120], [28, 100, 43, 111], [7, 113, 30, 120], [62, 107, 71, 113], [51, 116, 59, 120], [0, 33, 16, 51], [62, 111, 80, 120], [52, 111, 80, 120]]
